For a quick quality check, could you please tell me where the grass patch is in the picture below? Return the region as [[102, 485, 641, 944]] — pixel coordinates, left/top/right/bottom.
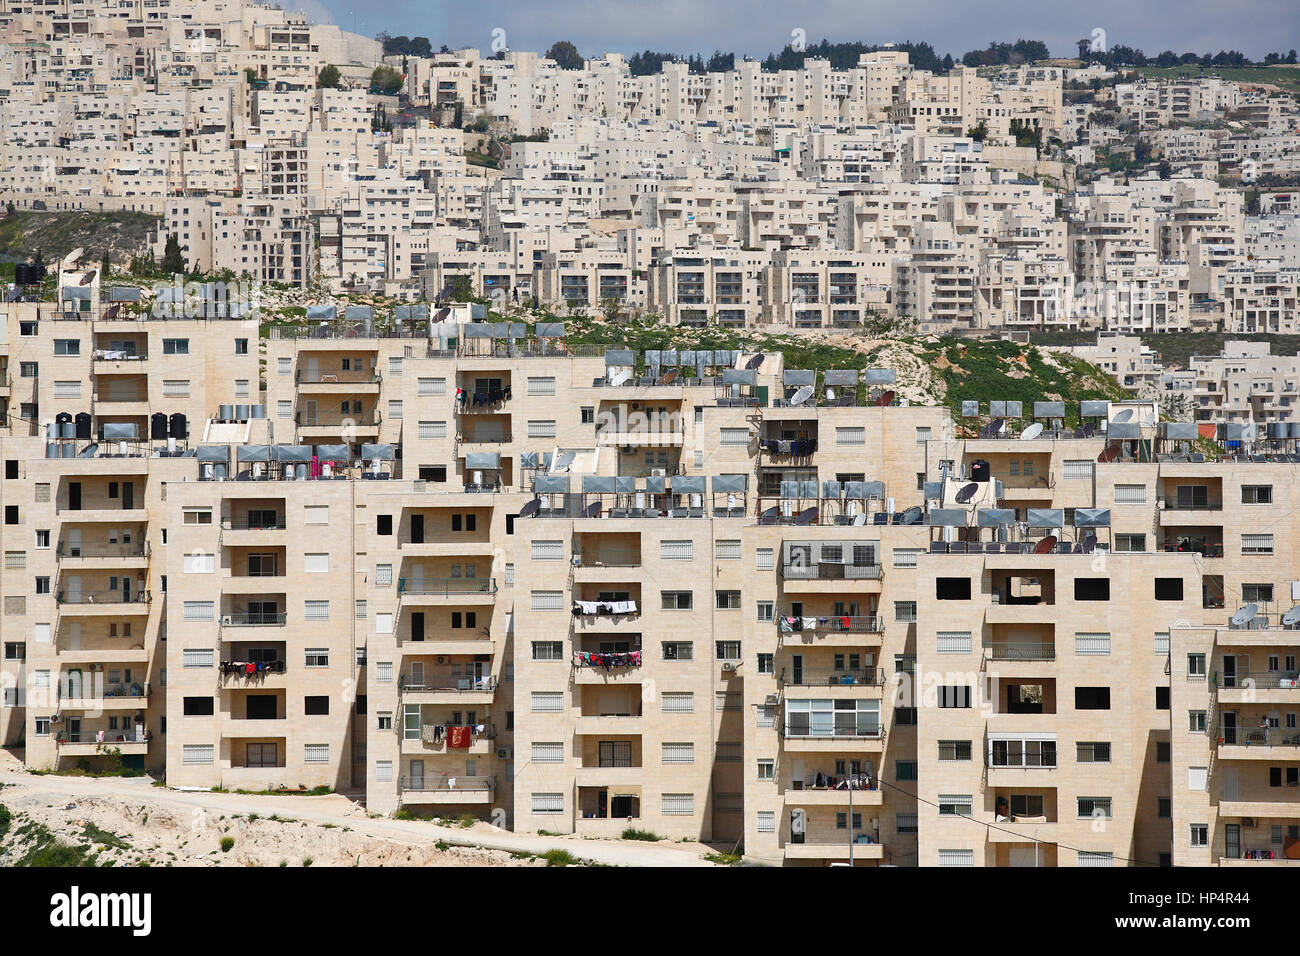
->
[[82, 823, 130, 851], [540, 849, 578, 867], [620, 827, 662, 842], [233, 785, 332, 796], [705, 851, 744, 866]]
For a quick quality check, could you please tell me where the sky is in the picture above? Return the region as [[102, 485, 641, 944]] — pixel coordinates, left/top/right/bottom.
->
[[288, 0, 1299, 60]]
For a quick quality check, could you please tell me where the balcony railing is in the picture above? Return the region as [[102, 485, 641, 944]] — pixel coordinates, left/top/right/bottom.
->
[[296, 369, 381, 384], [781, 564, 883, 581], [296, 411, 379, 427], [56, 542, 149, 559], [397, 578, 497, 597], [398, 675, 498, 693], [56, 730, 149, 745], [56, 590, 150, 605], [220, 660, 287, 679], [222, 516, 288, 530], [60, 682, 150, 702], [780, 615, 882, 634], [780, 723, 887, 741], [572, 650, 643, 669], [1216, 668, 1300, 689], [399, 775, 496, 793], [221, 611, 287, 626], [983, 642, 1057, 661], [781, 667, 885, 688]]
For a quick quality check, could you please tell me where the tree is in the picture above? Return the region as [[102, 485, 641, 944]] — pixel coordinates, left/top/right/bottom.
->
[[966, 120, 989, 143], [161, 234, 185, 276], [369, 65, 404, 95], [317, 64, 341, 89], [546, 40, 583, 70]]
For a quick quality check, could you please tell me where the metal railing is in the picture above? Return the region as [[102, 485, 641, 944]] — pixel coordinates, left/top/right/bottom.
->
[[397, 578, 497, 597], [60, 682, 150, 702], [296, 410, 380, 427], [221, 611, 288, 626], [781, 667, 886, 688], [780, 724, 887, 741], [56, 730, 149, 745], [781, 615, 882, 634], [1215, 668, 1300, 688], [222, 516, 288, 530], [983, 642, 1057, 662], [56, 590, 150, 605], [399, 675, 498, 693], [781, 563, 883, 581], [572, 549, 642, 568], [296, 369, 381, 384], [56, 542, 149, 559], [1218, 723, 1300, 747], [399, 775, 497, 793]]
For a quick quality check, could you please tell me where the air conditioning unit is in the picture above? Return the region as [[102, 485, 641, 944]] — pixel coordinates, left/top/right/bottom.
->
[[764, 693, 779, 706], [721, 662, 735, 672], [650, 468, 666, 477], [1242, 817, 1257, 828], [630, 402, 642, 410], [436, 656, 448, 665], [221, 615, 233, 626], [496, 747, 512, 759]]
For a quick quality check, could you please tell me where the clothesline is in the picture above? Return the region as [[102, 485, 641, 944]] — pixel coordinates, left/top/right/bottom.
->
[[778, 615, 860, 632], [572, 599, 638, 616], [219, 660, 286, 676], [572, 650, 642, 669], [420, 723, 489, 747]]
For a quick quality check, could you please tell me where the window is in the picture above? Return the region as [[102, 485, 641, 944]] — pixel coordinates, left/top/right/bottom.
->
[[1116, 484, 1148, 503], [1077, 741, 1111, 763], [1075, 687, 1111, 710], [1154, 578, 1183, 601], [896, 761, 918, 781], [715, 590, 741, 610], [938, 686, 971, 708], [53, 339, 80, 356], [715, 641, 741, 660], [418, 377, 446, 396], [1077, 852, 1113, 868], [375, 613, 393, 635], [183, 553, 215, 574], [183, 697, 214, 716], [1075, 633, 1111, 656], [756, 548, 774, 570], [1242, 534, 1274, 555], [377, 713, 393, 731], [897, 814, 919, 834], [661, 692, 694, 713], [162, 338, 189, 355], [1243, 583, 1274, 604], [1114, 533, 1147, 552], [661, 641, 693, 661], [660, 539, 693, 560], [376, 514, 392, 536], [990, 737, 1057, 768], [757, 811, 776, 833], [304, 601, 329, 621], [936, 577, 971, 600], [530, 540, 563, 560], [1156, 742, 1171, 763], [526, 376, 556, 396], [387, 400, 403, 419], [720, 427, 749, 445], [182, 601, 214, 621], [531, 692, 563, 713], [1188, 767, 1208, 791], [1078, 797, 1112, 819], [937, 848, 973, 866], [182, 745, 214, 765], [1074, 578, 1110, 601], [375, 564, 392, 586], [182, 648, 214, 668], [936, 631, 972, 655], [304, 648, 329, 668], [531, 793, 563, 814], [1154, 632, 1170, 656], [893, 548, 921, 568], [163, 380, 190, 397], [1157, 798, 1171, 818], [1242, 485, 1272, 504], [1187, 654, 1207, 678], [715, 540, 741, 560], [417, 421, 447, 440], [1189, 711, 1207, 733], [304, 553, 329, 573], [895, 601, 917, 623], [661, 591, 693, 610], [756, 602, 774, 623], [938, 740, 972, 761], [581, 407, 595, 424], [661, 793, 694, 816], [938, 794, 973, 816], [662, 742, 694, 764], [527, 420, 556, 438], [304, 744, 329, 765], [375, 760, 393, 782], [915, 427, 931, 445], [19, 362, 37, 377], [53, 381, 82, 398], [182, 507, 212, 525], [1190, 824, 1208, 847], [235, 338, 249, 355], [532, 641, 563, 661], [835, 427, 865, 446], [277, 357, 292, 376], [531, 743, 564, 763], [530, 590, 563, 611], [1062, 460, 1093, 479]]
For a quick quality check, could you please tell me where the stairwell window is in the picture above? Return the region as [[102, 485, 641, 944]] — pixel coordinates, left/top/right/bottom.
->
[[720, 427, 749, 446], [938, 795, 973, 816], [527, 420, 556, 438], [661, 539, 693, 560], [836, 427, 865, 446], [526, 376, 555, 396], [1062, 460, 1093, 479], [1114, 484, 1146, 504], [1242, 534, 1274, 555], [418, 377, 446, 396]]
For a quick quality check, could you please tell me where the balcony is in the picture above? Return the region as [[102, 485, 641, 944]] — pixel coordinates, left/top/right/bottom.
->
[[220, 610, 287, 627], [781, 563, 883, 592], [295, 368, 381, 391], [399, 775, 496, 805], [398, 675, 497, 703], [573, 714, 644, 736], [778, 615, 883, 645], [59, 682, 151, 710], [783, 839, 885, 862], [219, 660, 287, 683], [779, 724, 886, 752], [982, 641, 1056, 662], [1215, 667, 1300, 703], [781, 668, 886, 696], [401, 724, 495, 755], [56, 590, 151, 614], [55, 730, 150, 755], [397, 578, 497, 602], [55, 542, 150, 567]]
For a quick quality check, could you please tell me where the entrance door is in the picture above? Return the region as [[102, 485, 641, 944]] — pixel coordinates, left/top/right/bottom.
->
[[597, 789, 609, 818], [791, 654, 803, 686], [1225, 824, 1241, 859], [409, 611, 425, 642], [69, 482, 82, 510], [1222, 656, 1238, 689], [67, 529, 82, 557], [1222, 767, 1239, 802], [66, 575, 82, 603], [67, 717, 81, 743], [1221, 711, 1237, 745], [303, 400, 318, 426], [306, 356, 319, 381], [409, 661, 424, 690], [66, 669, 83, 699], [410, 514, 424, 544], [121, 482, 134, 509], [409, 759, 424, 790]]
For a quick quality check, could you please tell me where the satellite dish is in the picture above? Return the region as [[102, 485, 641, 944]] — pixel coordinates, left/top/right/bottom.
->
[[789, 385, 814, 407], [745, 354, 764, 370], [875, 389, 896, 407], [1073, 427, 1085, 439], [901, 506, 922, 525], [1097, 444, 1121, 463], [1242, 423, 1258, 441], [1282, 605, 1300, 628], [519, 498, 541, 518], [661, 368, 679, 385], [1032, 535, 1058, 555], [1231, 604, 1258, 628], [955, 482, 979, 504], [852, 512, 867, 526], [794, 506, 818, 526], [824, 387, 837, 403], [1020, 422, 1044, 440], [980, 418, 1005, 439], [581, 502, 601, 519], [1081, 532, 1098, 553], [1082, 422, 1095, 438], [759, 506, 779, 524], [1112, 408, 1133, 424], [608, 369, 631, 386]]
